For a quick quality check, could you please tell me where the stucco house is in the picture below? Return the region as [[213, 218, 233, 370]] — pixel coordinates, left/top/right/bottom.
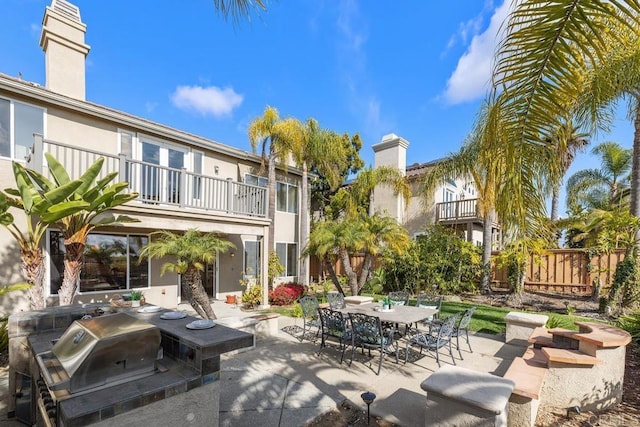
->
[[371, 133, 501, 248], [0, 0, 305, 313]]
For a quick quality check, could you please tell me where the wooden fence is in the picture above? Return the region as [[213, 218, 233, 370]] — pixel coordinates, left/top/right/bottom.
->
[[492, 249, 626, 296], [311, 249, 626, 296]]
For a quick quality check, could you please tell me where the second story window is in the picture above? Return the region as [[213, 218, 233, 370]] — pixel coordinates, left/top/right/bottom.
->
[[0, 98, 44, 161], [277, 182, 297, 213], [245, 174, 268, 188]]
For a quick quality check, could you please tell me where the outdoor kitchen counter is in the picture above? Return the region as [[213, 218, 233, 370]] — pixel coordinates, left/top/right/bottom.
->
[[127, 309, 255, 359], [18, 307, 254, 427]]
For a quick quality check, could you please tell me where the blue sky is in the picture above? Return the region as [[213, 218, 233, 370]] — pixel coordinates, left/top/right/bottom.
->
[[0, 0, 635, 215]]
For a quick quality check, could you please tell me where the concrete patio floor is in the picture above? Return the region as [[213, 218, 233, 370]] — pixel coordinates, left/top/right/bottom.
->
[[212, 301, 525, 427], [0, 300, 526, 427]]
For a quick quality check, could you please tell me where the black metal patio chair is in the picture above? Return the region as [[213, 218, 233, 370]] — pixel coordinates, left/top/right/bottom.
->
[[348, 312, 399, 375], [327, 292, 346, 309], [405, 312, 459, 367], [317, 307, 351, 364], [298, 295, 321, 341], [388, 291, 409, 306]]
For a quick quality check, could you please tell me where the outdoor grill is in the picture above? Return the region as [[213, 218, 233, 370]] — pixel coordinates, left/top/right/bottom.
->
[[33, 312, 161, 425]]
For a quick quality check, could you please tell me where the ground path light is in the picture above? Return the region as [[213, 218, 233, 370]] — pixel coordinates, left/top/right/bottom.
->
[[361, 391, 376, 426]]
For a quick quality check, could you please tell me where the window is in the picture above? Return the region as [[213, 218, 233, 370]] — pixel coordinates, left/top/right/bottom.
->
[[243, 240, 261, 277], [245, 173, 267, 188], [49, 231, 149, 294], [442, 188, 455, 218], [276, 242, 297, 277], [276, 182, 297, 213], [0, 98, 44, 160]]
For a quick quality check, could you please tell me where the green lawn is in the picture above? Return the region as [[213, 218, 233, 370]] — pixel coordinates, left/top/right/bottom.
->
[[438, 301, 598, 335], [266, 299, 604, 335]]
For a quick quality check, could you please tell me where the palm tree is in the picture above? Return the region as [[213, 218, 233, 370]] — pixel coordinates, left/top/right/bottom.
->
[[421, 99, 508, 294], [548, 121, 589, 223], [566, 142, 632, 211], [306, 166, 411, 295], [139, 229, 235, 319], [1, 161, 88, 309], [212, 0, 266, 22], [247, 106, 301, 258], [290, 118, 347, 286], [33, 153, 139, 305], [491, 1, 640, 230], [305, 213, 410, 296]]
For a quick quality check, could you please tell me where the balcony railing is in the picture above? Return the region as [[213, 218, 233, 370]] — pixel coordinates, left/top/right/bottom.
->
[[435, 198, 480, 222], [29, 135, 267, 218]]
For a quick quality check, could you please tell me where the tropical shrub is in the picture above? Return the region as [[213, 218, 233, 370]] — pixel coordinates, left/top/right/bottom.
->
[[617, 310, 640, 343], [608, 254, 638, 314], [378, 225, 482, 295], [269, 283, 305, 305], [242, 285, 263, 307]]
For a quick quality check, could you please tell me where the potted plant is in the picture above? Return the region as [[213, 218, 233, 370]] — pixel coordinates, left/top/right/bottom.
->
[[129, 290, 144, 308]]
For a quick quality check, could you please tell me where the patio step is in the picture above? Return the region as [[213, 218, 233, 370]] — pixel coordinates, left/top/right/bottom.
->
[[541, 347, 603, 365], [527, 327, 557, 348], [503, 348, 547, 400]]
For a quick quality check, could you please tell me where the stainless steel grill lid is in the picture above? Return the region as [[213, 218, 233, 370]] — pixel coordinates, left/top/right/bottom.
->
[[39, 312, 161, 393]]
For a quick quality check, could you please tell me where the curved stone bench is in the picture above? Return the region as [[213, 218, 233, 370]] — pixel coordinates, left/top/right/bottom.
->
[[537, 322, 631, 412], [421, 365, 515, 427]]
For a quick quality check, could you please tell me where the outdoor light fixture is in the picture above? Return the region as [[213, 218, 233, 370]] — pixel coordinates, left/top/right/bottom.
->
[[214, 165, 220, 174], [361, 391, 376, 426]]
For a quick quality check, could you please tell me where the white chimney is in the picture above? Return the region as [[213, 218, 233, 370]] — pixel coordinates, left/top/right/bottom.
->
[[39, 0, 90, 100], [371, 133, 409, 222]]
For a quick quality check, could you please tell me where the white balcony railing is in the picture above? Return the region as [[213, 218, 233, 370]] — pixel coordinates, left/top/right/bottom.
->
[[29, 135, 267, 217], [435, 198, 480, 222]]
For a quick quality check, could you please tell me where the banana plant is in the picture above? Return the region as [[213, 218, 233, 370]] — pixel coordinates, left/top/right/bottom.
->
[[1, 161, 89, 309], [27, 153, 140, 305]]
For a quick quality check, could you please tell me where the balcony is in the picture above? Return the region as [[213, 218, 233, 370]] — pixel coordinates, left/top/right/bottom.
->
[[29, 136, 267, 218], [435, 198, 481, 223]]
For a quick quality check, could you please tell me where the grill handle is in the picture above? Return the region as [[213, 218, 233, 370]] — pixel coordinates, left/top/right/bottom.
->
[[36, 352, 70, 391]]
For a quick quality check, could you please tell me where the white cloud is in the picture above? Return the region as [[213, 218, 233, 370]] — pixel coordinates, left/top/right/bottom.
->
[[443, 0, 512, 105], [145, 102, 158, 113], [171, 85, 243, 118]]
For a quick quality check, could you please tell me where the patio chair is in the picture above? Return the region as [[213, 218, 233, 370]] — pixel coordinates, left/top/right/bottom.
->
[[388, 291, 409, 306], [327, 292, 346, 309], [317, 307, 351, 364], [451, 306, 476, 359], [405, 312, 459, 367], [415, 293, 443, 328], [299, 296, 321, 341], [348, 312, 399, 375]]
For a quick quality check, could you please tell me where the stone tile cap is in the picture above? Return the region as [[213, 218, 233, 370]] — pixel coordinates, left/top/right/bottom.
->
[[505, 311, 548, 325], [420, 365, 515, 415]]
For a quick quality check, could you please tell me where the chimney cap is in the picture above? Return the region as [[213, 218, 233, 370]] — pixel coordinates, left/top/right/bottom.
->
[[50, 0, 82, 23]]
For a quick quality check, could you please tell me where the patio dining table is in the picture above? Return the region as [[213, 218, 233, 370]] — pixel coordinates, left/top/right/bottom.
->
[[339, 303, 438, 326]]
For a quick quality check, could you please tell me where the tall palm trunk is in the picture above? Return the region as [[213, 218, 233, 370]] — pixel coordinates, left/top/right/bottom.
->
[[358, 253, 374, 292], [267, 150, 276, 263], [59, 242, 84, 306], [299, 161, 310, 286], [630, 102, 640, 243], [339, 248, 359, 295], [184, 267, 216, 319], [324, 258, 347, 296], [480, 209, 496, 294], [23, 247, 46, 309]]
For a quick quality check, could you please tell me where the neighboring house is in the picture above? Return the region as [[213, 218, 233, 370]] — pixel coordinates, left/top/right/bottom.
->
[[372, 133, 501, 247], [0, 0, 305, 313]]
